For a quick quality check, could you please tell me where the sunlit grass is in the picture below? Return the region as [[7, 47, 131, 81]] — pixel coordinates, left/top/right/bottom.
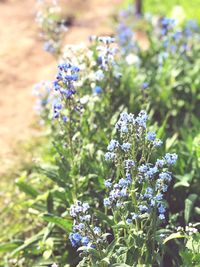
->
[[123, 0, 200, 22]]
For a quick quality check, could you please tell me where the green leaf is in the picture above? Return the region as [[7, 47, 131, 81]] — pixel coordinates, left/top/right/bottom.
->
[[95, 210, 114, 226], [43, 249, 52, 260], [163, 232, 185, 244], [174, 180, 190, 188], [11, 229, 45, 256], [42, 214, 72, 231], [184, 194, 198, 224], [175, 173, 193, 183], [111, 264, 131, 267], [0, 242, 22, 253], [47, 192, 54, 213], [101, 257, 110, 264], [156, 114, 169, 139], [195, 207, 200, 215], [165, 133, 178, 151], [16, 180, 39, 198], [179, 250, 193, 266], [186, 234, 200, 252], [112, 221, 127, 229], [37, 165, 66, 187]]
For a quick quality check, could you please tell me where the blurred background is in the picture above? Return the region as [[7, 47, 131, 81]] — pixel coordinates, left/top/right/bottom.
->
[[1, 0, 200, 173]]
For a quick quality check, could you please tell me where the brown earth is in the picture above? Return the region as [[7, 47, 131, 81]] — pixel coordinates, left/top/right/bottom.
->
[[0, 0, 121, 174]]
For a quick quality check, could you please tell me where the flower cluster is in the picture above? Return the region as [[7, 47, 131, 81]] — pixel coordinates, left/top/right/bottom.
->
[[157, 17, 200, 61], [36, 0, 67, 55], [160, 17, 176, 36], [97, 36, 116, 67], [116, 7, 139, 56], [89, 36, 119, 95], [105, 111, 162, 161], [104, 111, 178, 221], [104, 174, 132, 207], [117, 22, 135, 55], [52, 62, 80, 120], [69, 201, 105, 250]]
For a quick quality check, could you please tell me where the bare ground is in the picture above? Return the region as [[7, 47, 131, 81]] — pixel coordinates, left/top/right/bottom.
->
[[0, 0, 121, 174]]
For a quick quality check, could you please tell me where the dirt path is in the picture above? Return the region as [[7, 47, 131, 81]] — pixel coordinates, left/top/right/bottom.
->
[[0, 0, 121, 174]]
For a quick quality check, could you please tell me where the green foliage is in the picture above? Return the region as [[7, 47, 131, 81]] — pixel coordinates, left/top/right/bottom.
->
[[1, 2, 200, 267]]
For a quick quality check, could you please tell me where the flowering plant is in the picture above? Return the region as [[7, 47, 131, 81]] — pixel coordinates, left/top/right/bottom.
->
[[36, 0, 67, 56], [69, 110, 178, 266]]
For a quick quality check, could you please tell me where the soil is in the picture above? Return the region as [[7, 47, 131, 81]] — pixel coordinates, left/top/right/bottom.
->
[[0, 0, 122, 174]]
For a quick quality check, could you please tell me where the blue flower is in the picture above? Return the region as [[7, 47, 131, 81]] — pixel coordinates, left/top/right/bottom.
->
[[62, 115, 68, 122], [126, 218, 132, 224], [155, 159, 165, 168], [138, 164, 148, 173], [153, 139, 163, 147], [71, 66, 80, 72], [70, 201, 90, 218], [150, 199, 156, 207], [69, 232, 82, 247], [159, 172, 172, 182], [94, 86, 102, 94], [82, 203, 90, 212], [159, 214, 165, 220], [107, 139, 119, 151], [146, 131, 156, 141], [158, 204, 166, 214], [98, 36, 115, 44], [118, 178, 131, 188], [135, 110, 148, 128], [156, 180, 168, 192], [120, 188, 128, 197], [120, 112, 129, 122], [103, 198, 111, 207], [81, 236, 90, 246], [139, 205, 149, 213], [121, 124, 129, 133], [44, 41, 56, 54], [93, 227, 101, 235], [105, 152, 115, 161], [146, 166, 158, 178], [53, 102, 62, 110], [142, 82, 149, 90], [104, 179, 112, 188], [131, 213, 138, 220], [76, 223, 85, 230], [121, 142, 131, 151], [95, 70, 104, 80], [164, 153, 178, 165], [124, 159, 135, 169], [80, 214, 91, 222], [155, 193, 163, 201], [144, 187, 153, 199]]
